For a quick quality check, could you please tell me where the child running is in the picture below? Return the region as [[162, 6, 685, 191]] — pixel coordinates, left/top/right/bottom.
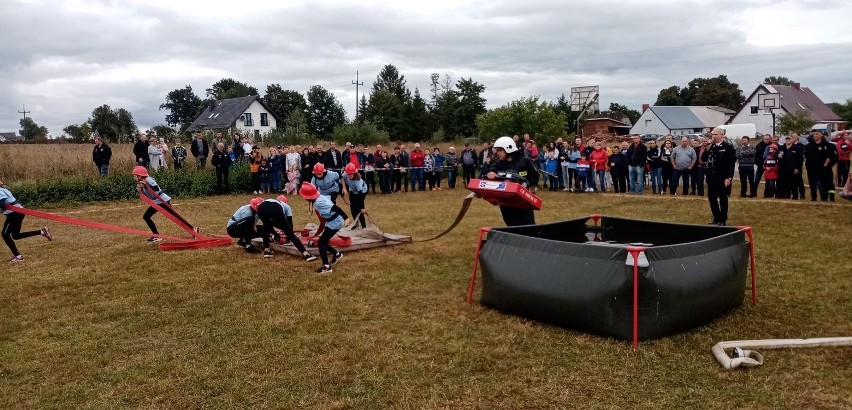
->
[[256, 195, 317, 261], [299, 182, 348, 273], [0, 178, 52, 263], [133, 166, 187, 243], [343, 163, 368, 229]]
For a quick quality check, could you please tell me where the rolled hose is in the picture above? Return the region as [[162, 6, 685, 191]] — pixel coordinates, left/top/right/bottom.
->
[[712, 337, 852, 370]]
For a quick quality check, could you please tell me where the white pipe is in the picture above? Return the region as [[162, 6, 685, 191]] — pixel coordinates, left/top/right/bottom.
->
[[712, 337, 852, 370]]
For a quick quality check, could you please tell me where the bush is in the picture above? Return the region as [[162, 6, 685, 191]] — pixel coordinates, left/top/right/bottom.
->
[[332, 122, 390, 146], [12, 165, 257, 208]]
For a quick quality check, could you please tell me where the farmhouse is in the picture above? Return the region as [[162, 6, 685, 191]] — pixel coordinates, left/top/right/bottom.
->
[[0, 132, 24, 143], [186, 95, 282, 139], [629, 105, 734, 137], [728, 83, 846, 135]]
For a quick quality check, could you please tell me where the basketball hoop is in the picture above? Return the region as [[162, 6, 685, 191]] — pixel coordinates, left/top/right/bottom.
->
[[758, 92, 781, 114]]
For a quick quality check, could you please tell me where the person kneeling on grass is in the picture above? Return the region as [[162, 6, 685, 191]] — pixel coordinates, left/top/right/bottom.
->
[[299, 182, 349, 274], [0, 178, 52, 263], [227, 197, 263, 253], [133, 166, 187, 244], [257, 195, 316, 261], [343, 163, 368, 229]]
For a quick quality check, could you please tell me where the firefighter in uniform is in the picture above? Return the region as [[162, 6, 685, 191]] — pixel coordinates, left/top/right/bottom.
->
[[706, 127, 736, 226], [485, 136, 540, 226]]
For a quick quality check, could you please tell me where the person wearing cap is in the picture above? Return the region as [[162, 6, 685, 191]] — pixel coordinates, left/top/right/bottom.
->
[[343, 163, 368, 228], [0, 177, 52, 263], [191, 131, 210, 170], [485, 136, 540, 226], [133, 166, 184, 243], [256, 196, 317, 261], [299, 182, 348, 274], [311, 163, 347, 205], [227, 197, 262, 253], [92, 136, 112, 177], [133, 133, 149, 167]]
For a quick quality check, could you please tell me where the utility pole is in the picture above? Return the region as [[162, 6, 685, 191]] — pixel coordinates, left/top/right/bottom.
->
[[352, 71, 364, 120], [18, 104, 30, 121]]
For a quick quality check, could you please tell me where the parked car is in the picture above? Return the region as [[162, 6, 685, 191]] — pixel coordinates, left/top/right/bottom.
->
[[640, 133, 663, 142]]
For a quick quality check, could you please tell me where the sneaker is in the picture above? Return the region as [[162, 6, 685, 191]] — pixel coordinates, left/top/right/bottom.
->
[[236, 239, 246, 247], [40, 227, 52, 241], [315, 264, 333, 273], [263, 249, 273, 258], [246, 246, 260, 254], [147, 237, 163, 244], [8, 255, 24, 263], [331, 252, 344, 265], [303, 253, 318, 262]]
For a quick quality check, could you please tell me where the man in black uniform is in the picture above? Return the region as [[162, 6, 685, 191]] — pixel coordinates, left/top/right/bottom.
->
[[776, 135, 804, 199], [485, 136, 540, 226], [804, 130, 839, 201], [706, 127, 736, 226]]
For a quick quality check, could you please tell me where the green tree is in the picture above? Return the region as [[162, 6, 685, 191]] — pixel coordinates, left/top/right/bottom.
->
[[115, 108, 137, 143], [608, 103, 641, 125], [372, 64, 408, 101], [365, 89, 404, 137], [62, 122, 91, 142], [476, 97, 567, 142], [19, 117, 49, 140], [306, 85, 346, 139], [356, 95, 368, 124], [776, 109, 814, 135], [87, 105, 137, 143], [406, 88, 431, 141], [553, 93, 579, 134], [281, 109, 311, 144], [764, 76, 793, 86], [454, 77, 487, 138], [150, 125, 177, 140], [655, 85, 684, 106], [206, 78, 258, 100], [159, 85, 204, 131], [263, 84, 306, 125], [332, 121, 390, 146], [828, 99, 852, 124], [678, 75, 745, 110]]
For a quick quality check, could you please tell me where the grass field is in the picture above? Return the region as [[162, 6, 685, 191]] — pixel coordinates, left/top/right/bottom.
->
[[1, 187, 851, 409]]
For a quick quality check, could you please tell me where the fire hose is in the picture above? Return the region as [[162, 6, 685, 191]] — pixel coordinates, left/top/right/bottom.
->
[[712, 337, 852, 370]]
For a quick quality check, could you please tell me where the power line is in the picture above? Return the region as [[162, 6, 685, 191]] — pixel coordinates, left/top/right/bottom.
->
[[18, 104, 30, 121], [351, 71, 364, 118]]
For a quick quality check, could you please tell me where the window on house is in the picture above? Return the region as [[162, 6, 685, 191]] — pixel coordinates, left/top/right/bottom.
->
[[208, 113, 215, 119], [243, 113, 253, 126], [260, 113, 269, 126], [254, 129, 260, 139], [750, 106, 759, 114], [213, 113, 220, 119]]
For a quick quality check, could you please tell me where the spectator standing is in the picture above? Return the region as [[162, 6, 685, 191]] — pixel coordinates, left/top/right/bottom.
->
[[460, 142, 478, 185], [423, 149, 436, 191], [671, 137, 697, 195], [804, 130, 838, 201], [432, 147, 445, 190], [660, 140, 674, 195], [832, 131, 850, 188], [609, 143, 628, 193], [398, 145, 410, 192], [752, 134, 771, 196], [478, 142, 492, 179], [564, 141, 581, 192], [133, 133, 149, 167], [148, 139, 163, 171], [323, 141, 343, 171], [92, 136, 112, 177], [249, 146, 263, 194], [576, 154, 590, 193], [647, 140, 664, 194], [157, 138, 169, 169], [172, 139, 187, 170], [362, 146, 376, 194], [776, 135, 805, 199], [269, 148, 283, 192], [735, 136, 756, 198], [589, 141, 609, 192], [705, 128, 736, 226], [409, 143, 426, 191], [191, 131, 210, 169], [286, 146, 301, 193], [300, 147, 315, 183], [231, 133, 244, 163], [212, 142, 231, 194], [691, 137, 708, 196], [378, 150, 393, 194], [626, 134, 648, 194], [762, 145, 779, 198], [259, 159, 272, 194], [445, 146, 459, 189], [545, 149, 559, 191]]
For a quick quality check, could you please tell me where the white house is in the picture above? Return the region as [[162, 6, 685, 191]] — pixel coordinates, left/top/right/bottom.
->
[[629, 105, 735, 136], [728, 83, 846, 136], [187, 95, 282, 139]]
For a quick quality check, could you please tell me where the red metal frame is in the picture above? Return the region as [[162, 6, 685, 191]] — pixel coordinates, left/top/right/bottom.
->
[[737, 226, 757, 305], [626, 246, 646, 350], [590, 214, 602, 226], [467, 227, 492, 304]]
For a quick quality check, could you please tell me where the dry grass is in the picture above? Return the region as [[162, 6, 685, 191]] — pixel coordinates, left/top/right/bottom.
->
[[1, 185, 851, 409]]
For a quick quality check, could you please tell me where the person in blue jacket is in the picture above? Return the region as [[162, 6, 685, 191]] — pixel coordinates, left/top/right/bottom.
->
[[343, 163, 368, 229], [133, 166, 188, 244], [227, 197, 262, 253], [300, 182, 349, 273], [310, 163, 348, 205], [0, 177, 52, 263]]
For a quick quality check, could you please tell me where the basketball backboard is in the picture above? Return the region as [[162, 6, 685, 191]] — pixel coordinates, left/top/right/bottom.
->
[[758, 93, 781, 112], [570, 86, 599, 112]]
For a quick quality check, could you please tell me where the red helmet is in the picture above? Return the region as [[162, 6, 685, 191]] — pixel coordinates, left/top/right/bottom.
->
[[132, 166, 149, 177], [299, 182, 320, 201], [312, 163, 326, 175], [276, 195, 288, 204], [249, 197, 264, 211], [344, 163, 358, 175]]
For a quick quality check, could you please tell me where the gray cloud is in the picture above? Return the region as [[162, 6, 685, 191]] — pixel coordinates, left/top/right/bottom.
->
[[2, 0, 850, 136]]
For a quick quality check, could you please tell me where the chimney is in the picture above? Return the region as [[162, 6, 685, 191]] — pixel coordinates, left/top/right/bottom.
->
[[792, 82, 801, 90], [642, 104, 649, 113], [208, 100, 216, 111]]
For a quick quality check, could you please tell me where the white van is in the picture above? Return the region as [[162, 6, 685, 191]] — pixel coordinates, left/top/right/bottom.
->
[[718, 123, 757, 145]]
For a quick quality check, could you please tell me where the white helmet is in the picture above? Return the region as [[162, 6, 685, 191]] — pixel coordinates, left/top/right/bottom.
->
[[493, 136, 518, 153]]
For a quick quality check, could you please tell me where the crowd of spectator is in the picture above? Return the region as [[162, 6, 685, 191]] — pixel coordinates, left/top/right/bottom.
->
[[116, 128, 852, 203]]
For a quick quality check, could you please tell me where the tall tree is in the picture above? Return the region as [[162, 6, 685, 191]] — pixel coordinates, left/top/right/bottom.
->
[[206, 78, 259, 100], [553, 93, 580, 134], [608, 103, 641, 126], [406, 88, 431, 141], [764, 76, 793, 86], [115, 108, 137, 143], [159, 85, 204, 131], [655, 85, 684, 106], [372, 64, 408, 101], [19, 117, 49, 140], [62, 122, 91, 142], [454, 77, 486, 137], [828, 99, 852, 124], [476, 97, 567, 141], [150, 125, 177, 140], [356, 95, 368, 124], [283, 109, 311, 143], [87, 105, 137, 143], [263, 84, 306, 125], [680, 75, 745, 110], [305, 85, 346, 139], [365, 89, 404, 138]]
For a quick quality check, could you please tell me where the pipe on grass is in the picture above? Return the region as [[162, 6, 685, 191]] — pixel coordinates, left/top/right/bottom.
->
[[712, 337, 852, 370]]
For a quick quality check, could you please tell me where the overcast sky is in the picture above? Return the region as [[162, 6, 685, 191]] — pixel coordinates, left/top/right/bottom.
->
[[3, 0, 851, 136]]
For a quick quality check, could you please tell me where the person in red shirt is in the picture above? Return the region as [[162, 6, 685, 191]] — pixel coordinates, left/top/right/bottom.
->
[[832, 131, 850, 187], [589, 141, 609, 192], [763, 144, 779, 198], [409, 143, 426, 191]]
